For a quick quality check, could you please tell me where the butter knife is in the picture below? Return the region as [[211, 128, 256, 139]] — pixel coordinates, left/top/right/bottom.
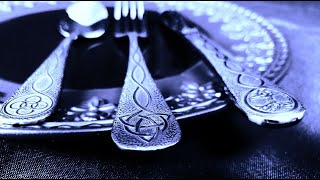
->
[[160, 11, 305, 126]]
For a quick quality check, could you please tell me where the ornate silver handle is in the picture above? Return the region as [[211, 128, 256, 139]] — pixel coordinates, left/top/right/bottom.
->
[[0, 37, 72, 125], [185, 32, 306, 125], [111, 33, 181, 151]]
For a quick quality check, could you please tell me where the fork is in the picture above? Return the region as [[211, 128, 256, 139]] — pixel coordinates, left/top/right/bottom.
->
[[111, 1, 181, 151]]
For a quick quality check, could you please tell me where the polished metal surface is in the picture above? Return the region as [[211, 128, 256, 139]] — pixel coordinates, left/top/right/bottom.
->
[[0, 1, 293, 135], [111, 1, 181, 151], [0, 2, 318, 179]]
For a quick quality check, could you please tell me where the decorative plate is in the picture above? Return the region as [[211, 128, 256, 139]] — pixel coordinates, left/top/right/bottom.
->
[[0, 1, 289, 136]]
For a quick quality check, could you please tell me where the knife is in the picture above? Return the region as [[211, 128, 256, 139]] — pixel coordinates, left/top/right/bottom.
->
[[159, 11, 306, 126]]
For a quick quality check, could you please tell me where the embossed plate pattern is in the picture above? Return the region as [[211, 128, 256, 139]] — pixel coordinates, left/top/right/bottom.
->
[[0, 1, 289, 135]]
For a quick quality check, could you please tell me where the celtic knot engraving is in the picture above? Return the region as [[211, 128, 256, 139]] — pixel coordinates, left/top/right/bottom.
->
[[4, 94, 52, 117], [119, 111, 168, 142], [119, 34, 171, 142], [9, 96, 48, 115], [0, 36, 71, 124], [246, 88, 295, 113]]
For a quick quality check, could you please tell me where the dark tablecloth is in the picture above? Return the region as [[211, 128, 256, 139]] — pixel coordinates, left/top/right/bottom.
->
[[0, 1, 319, 179]]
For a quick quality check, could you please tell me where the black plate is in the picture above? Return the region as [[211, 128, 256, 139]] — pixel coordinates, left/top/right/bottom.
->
[[0, 2, 290, 136]]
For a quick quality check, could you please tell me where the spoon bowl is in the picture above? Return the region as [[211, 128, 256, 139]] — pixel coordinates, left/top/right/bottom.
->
[[59, 15, 108, 39], [60, 1, 108, 39]]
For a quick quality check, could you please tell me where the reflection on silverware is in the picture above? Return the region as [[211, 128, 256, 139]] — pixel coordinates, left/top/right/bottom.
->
[[111, 1, 181, 151], [160, 11, 306, 126], [0, 2, 296, 135], [0, 1, 108, 125]]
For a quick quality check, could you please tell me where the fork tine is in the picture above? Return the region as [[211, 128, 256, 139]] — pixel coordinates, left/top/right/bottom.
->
[[137, 1, 145, 20], [129, 1, 137, 20], [114, 1, 146, 37], [114, 1, 121, 20], [121, 1, 129, 17]]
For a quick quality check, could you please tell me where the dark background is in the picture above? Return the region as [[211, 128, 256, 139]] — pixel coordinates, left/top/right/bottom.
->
[[0, 1, 319, 179]]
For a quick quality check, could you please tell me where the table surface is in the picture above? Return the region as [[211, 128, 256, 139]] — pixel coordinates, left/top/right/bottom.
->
[[0, 1, 319, 179]]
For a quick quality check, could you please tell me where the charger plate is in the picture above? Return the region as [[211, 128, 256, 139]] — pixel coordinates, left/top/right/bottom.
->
[[0, 1, 289, 136]]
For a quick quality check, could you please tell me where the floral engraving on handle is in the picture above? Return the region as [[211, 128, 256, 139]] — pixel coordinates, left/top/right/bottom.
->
[[246, 88, 295, 113]]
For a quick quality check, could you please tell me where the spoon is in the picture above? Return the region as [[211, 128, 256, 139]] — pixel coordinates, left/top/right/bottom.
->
[[0, 1, 108, 125]]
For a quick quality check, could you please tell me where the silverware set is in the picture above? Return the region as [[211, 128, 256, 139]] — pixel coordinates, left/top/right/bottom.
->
[[0, 1, 306, 151]]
